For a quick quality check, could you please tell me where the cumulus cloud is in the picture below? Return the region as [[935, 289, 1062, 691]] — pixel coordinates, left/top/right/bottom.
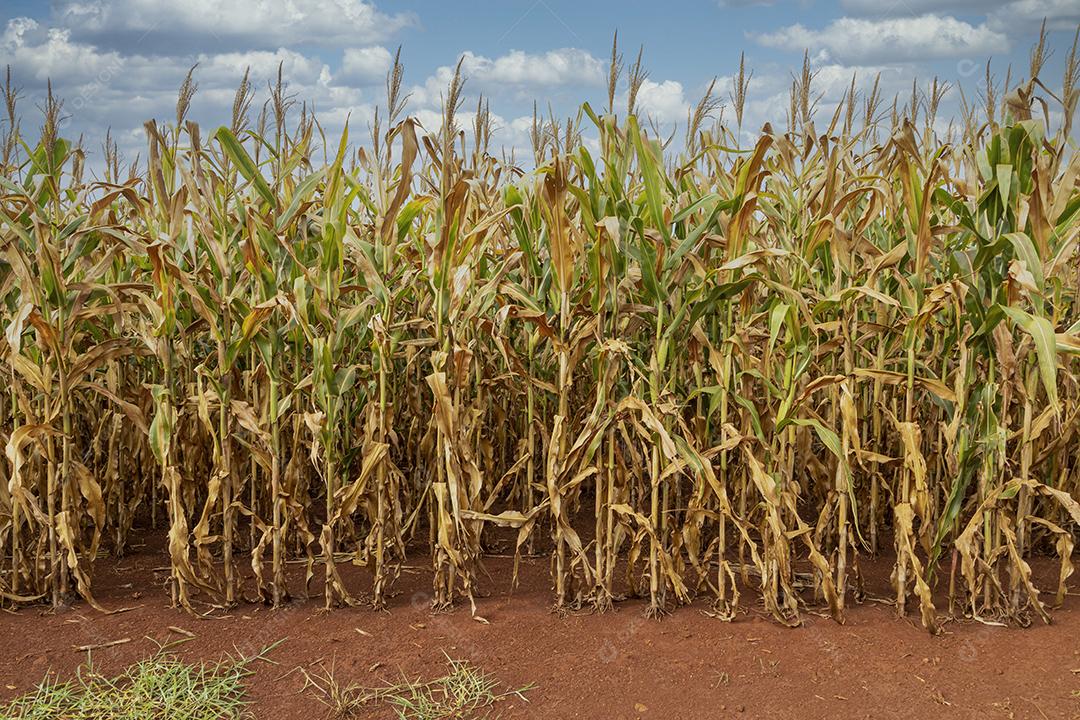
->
[[987, 0, 1080, 32], [1, 18, 126, 86], [756, 14, 1010, 64], [52, 0, 413, 52], [839, 0, 1008, 13], [730, 60, 919, 140], [196, 49, 328, 86], [631, 79, 690, 124], [457, 48, 604, 89], [841, 0, 1078, 31], [1, 21, 331, 97], [410, 48, 604, 106], [0, 15, 371, 168], [339, 46, 393, 86], [812, 63, 906, 96], [0, 0, 1060, 171]]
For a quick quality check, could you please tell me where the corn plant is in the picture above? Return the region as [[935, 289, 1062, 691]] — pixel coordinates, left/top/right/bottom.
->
[[0, 33, 1078, 635]]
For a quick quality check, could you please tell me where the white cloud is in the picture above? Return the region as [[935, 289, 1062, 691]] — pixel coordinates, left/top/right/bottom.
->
[[632, 79, 690, 124], [731, 60, 922, 140], [3, 1, 1050, 172], [53, 0, 413, 50], [339, 46, 393, 86], [840, 0, 1007, 13], [987, 0, 1080, 32], [505, 115, 538, 146], [841, 0, 1078, 31], [0, 16, 375, 171], [810, 63, 905, 97], [411, 48, 604, 107], [4, 17, 608, 168], [1, 16, 37, 47], [1, 21, 331, 97], [459, 48, 604, 88], [1, 18, 126, 85], [756, 14, 1009, 64], [196, 49, 328, 86]]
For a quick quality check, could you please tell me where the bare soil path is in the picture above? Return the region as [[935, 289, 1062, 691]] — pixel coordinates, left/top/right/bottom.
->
[[2, 535, 1078, 719]]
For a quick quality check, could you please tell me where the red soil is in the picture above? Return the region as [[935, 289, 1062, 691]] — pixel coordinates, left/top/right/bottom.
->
[[2, 534, 1078, 720]]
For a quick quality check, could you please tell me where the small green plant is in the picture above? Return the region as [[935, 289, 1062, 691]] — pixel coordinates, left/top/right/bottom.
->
[[0, 644, 279, 720], [303, 655, 534, 719]]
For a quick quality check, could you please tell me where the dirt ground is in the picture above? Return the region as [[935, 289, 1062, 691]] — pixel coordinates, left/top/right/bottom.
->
[[2, 533, 1079, 720]]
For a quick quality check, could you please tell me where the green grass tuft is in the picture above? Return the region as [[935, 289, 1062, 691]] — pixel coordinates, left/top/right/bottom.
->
[[1, 644, 280, 720], [303, 655, 534, 720]]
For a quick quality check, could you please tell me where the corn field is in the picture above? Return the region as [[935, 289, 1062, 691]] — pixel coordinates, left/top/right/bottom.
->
[[1, 34, 1079, 634]]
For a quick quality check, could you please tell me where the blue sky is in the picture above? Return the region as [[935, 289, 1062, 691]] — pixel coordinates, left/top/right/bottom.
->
[[1, 1, 1077, 166]]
